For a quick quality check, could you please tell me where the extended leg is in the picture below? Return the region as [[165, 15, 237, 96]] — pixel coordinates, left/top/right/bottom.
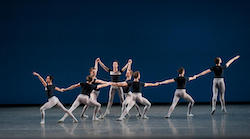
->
[[137, 95, 151, 119], [212, 81, 219, 115], [103, 87, 116, 117], [56, 100, 78, 123], [219, 80, 226, 112], [80, 105, 89, 118], [166, 95, 180, 118], [40, 99, 57, 124], [58, 96, 81, 122], [88, 99, 101, 120], [117, 99, 136, 121]]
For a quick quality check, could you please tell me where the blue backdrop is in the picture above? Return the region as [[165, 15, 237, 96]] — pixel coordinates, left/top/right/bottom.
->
[[1, 0, 249, 104]]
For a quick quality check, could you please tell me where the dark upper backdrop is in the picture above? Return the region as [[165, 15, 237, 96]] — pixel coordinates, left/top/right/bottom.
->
[[0, 0, 249, 104]]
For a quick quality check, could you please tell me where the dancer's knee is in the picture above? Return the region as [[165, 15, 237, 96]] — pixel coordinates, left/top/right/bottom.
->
[[191, 100, 195, 105], [146, 102, 151, 108]]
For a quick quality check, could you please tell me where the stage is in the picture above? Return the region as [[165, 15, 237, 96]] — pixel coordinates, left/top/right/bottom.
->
[[0, 104, 250, 138]]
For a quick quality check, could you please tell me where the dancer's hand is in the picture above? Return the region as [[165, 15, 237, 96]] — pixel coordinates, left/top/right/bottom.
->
[[61, 88, 66, 92], [96, 58, 100, 62], [128, 59, 132, 64], [110, 82, 116, 86], [155, 82, 160, 86], [235, 55, 240, 59], [32, 72, 39, 76]]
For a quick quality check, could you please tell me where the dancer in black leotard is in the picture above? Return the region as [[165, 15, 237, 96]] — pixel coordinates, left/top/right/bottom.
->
[[58, 75, 111, 122], [196, 55, 240, 115], [158, 67, 197, 118], [80, 58, 108, 118], [112, 71, 159, 121], [98, 58, 132, 118], [32, 72, 77, 124]]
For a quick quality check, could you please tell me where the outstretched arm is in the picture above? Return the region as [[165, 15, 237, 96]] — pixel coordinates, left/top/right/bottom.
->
[[33, 72, 47, 87], [96, 82, 111, 89], [121, 59, 132, 72], [95, 79, 108, 84], [55, 87, 64, 92], [98, 59, 110, 72], [127, 59, 132, 71], [196, 69, 211, 78], [158, 79, 175, 85], [144, 82, 160, 87], [95, 58, 100, 72], [64, 83, 81, 91], [189, 75, 197, 81], [226, 55, 240, 68]]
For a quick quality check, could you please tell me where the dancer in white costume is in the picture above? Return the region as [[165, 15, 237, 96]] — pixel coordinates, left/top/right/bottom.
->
[[98, 58, 132, 118], [196, 55, 240, 115], [158, 67, 197, 118], [112, 71, 159, 121], [80, 58, 108, 118], [58, 75, 111, 122], [32, 72, 78, 124]]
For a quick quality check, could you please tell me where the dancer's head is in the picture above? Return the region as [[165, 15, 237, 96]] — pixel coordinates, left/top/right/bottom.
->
[[178, 67, 185, 76], [214, 57, 222, 65], [133, 71, 140, 80], [46, 75, 54, 83], [113, 60, 119, 71], [86, 75, 94, 83], [126, 69, 133, 78], [89, 67, 97, 77]]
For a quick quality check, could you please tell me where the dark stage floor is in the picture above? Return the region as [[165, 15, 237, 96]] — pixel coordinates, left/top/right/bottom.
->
[[0, 105, 250, 138]]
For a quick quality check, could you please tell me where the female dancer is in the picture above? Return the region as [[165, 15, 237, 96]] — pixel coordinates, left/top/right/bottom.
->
[[98, 58, 132, 117], [196, 55, 240, 114], [32, 72, 78, 124], [80, 58, 108, 118], [112, 71, 159, 121], [158, 67, 197, 118], [58, 75, 111, 122], [121, 69, 142, 118]]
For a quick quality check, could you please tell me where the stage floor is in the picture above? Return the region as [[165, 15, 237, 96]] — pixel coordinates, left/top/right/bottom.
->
[[0, 105, 250, 138]]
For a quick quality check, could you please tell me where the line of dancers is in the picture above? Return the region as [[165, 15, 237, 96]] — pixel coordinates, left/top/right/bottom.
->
[[33, 55, 240, 124]]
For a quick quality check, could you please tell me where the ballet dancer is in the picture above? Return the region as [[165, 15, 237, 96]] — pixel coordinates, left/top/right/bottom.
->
[[98, 58, 132, 118], [112, 71, 159, 121], [58, 75, 111, 122], [196, 55, 240, 115], [32, 72, 78, 124], [121, 69, 142, 118], [158, 67, 197, 118], [80, 58, 108, 118]]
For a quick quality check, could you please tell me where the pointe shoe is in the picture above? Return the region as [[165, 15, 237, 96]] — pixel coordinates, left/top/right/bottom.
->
[[92, 117, 100, 121], [99, 114, 105, 119], [57, 120, 64, 123], [164, 115, 170, 118], [187, 113, 194, 117], [116, 117, 124, 121], [222, 108, 227, 113], [81, 114, 89, 119], [136, 113, 141, 118], [141, 115, 149, 119], [211, 109, 216, 115], [40, 121, 45, 124], [104, 110, 110, 115], [73, 119, 78, 123]]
